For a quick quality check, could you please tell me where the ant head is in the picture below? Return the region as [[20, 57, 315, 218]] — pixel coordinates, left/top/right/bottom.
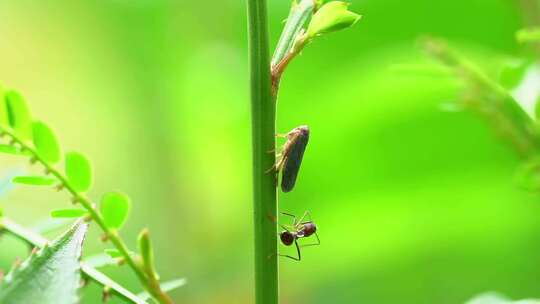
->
[[280, 231, 295, 246], [302, 222, 317, 237]]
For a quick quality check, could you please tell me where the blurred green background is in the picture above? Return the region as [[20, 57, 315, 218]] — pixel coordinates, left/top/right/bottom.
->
[[1, 0, 540, 303]]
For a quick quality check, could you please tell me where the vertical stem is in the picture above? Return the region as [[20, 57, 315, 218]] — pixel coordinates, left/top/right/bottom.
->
[[247, 0, 278, 304]]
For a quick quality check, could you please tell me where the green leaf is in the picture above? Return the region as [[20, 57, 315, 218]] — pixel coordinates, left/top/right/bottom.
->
[[104, 248, 123, 259], [0, 85, 9, 127], [65, 152, 92, 192], [100, 191, 131, 230], [0, 144, 22, 155], [50, 209, 87, 218], [307, 1, 361, 38], [5, 90, 32, 140], [314, 0, 324, 11], [517, 27, 540, 43], [0, 220, 88, 304], [32, 122, 61, 164], [499, 61, 530, 90], [12, 176, 56, 186]]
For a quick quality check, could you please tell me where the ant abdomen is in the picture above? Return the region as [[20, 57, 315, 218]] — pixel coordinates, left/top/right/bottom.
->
[[301, 222, 316, 237]]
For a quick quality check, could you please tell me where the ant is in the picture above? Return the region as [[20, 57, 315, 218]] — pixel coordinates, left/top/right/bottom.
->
[[279, 211, 320, 261]]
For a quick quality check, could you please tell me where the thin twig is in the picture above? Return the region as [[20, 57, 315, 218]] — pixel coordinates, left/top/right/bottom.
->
[[0, 126, 173, 304]]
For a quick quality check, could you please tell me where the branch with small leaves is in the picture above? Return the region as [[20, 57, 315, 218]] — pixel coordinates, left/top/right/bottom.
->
[[0, 87, 178, 303], [422, 37, 540, 157], [420, 37, 540, 192]]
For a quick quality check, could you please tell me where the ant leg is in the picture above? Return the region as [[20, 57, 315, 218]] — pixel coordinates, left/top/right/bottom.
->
[[279, 239, 301, 261], [296, 211, 310, 227], [279, 224, 290, 231], [299, 231, 320, 247], [280, 212, 297, 226], [298, 210, 313, 224]]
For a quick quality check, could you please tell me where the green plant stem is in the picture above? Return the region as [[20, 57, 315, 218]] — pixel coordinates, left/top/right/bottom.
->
[[0, 217, 146, 304], [0, 127, 173, 304], [247, 0, 279, 303]]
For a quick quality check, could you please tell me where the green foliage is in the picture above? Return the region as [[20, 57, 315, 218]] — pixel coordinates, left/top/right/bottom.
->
[[499, 61, 530, 90], [104, 248, 123, 258], [5, 90, 32, 140], [50, 209, 88, 218], [0, 85, 9, 127], [64, 152, 92, 192], [307, 1, 361, 38], [516, 27, 540, 43], [0, 144, 22, 155], [100, 191, 131, 230], [138, 228, 157, 279], [32, 121, 61, 164], [12, 176, 56, 186], [0, 221, 88, 304], [0, 85, 176, 303]]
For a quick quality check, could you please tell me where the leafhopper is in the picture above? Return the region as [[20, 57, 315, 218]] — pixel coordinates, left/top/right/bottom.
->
[[274, 125, 309, 192]]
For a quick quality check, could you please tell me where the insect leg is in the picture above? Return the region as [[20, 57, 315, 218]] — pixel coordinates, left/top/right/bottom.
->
[[296, 211, 310, 226], [299, 231, 320, 247], [280, 212, 298, 226], [279, 239, 301, 261]]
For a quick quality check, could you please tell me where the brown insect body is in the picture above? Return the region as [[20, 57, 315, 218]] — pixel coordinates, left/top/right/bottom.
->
[[277, 125, 309, 192], [278, 211, 320, 261]]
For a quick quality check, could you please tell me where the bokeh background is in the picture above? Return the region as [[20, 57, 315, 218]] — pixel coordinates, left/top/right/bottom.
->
[[0, 0, 539, 303]]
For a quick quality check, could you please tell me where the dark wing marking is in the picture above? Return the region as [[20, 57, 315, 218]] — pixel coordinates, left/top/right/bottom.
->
[[281, 133, 309, 192]]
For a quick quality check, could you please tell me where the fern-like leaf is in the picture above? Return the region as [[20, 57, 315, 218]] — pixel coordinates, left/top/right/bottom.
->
[[0, 220, 88, 304]]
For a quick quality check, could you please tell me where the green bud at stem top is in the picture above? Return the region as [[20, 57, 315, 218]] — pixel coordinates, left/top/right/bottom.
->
[[307, 1, 361, 38], [138, 228, 157, 280]]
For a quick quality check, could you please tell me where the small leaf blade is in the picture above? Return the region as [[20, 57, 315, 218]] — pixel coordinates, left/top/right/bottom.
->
[[0, 85, 9, 126], [307, 1, 361, 38], [65, 152, 92, 192], [104, 248, 123, 259], [0, 221, 88, 304], [5, 90, 32, 140], [50, 209, 88, 218], [12, 176, 56, 186], [0, 144, 22, 155], [100, 191, 131, 230], [32, 121, 62, 164]]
